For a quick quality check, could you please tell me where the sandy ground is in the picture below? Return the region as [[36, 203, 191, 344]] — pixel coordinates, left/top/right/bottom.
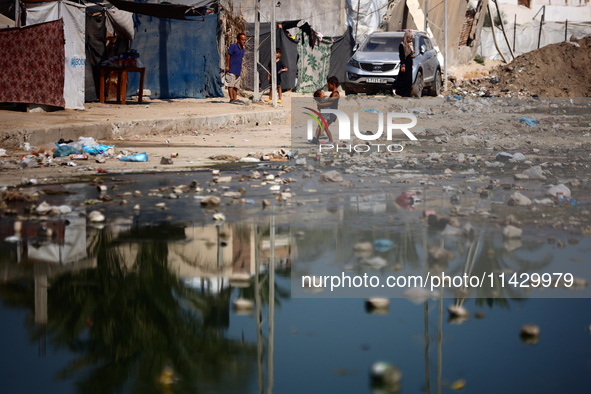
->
[[1, 37, 587, 190], [0, 91, 297, 186], [448, 59, 504, 79], [1, 69, 590, 189]]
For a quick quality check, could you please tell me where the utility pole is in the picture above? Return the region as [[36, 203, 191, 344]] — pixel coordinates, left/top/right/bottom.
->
[[15, 0, 20, 27], [270, 0, 277, 107], [493, 0, 515, 60], [488, 3, 508, 63], [444, 0, 447, 91], [424, 0, 428, 31], [254, 0, 260, 102]]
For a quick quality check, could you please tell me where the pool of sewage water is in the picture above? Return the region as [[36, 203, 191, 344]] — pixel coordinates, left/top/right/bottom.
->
[[0, 168, 590, 393]]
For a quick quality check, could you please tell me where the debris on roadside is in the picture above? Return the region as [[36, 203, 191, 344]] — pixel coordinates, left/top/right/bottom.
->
[[120, 152, 148, 162]]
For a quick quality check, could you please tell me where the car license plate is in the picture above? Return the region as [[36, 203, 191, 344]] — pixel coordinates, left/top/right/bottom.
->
[[366, 78, 387, 83]]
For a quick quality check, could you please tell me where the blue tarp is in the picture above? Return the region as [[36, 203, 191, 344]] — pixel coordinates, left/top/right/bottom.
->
[[127, 14, 223, 99]]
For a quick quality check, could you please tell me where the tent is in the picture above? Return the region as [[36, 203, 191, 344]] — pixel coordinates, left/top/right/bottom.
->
[[296, 23, 355, 93], [25, 0, 86, 109], [244, 22, 354, 94], [244, 22, 298, 92], [0, 0, 85, 109], [126, 12, 223, 99], [93, 0, 223, 99]]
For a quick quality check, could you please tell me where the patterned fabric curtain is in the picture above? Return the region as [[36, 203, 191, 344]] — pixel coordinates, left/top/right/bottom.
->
[[0, 20, 65, 107], [296, 31, 333, 93]]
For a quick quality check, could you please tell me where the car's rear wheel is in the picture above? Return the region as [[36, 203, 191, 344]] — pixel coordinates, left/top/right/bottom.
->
[[429, 69, 441, 96], [411, 70, 423, 98]]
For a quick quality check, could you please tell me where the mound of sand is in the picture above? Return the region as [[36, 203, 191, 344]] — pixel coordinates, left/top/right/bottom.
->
[[488, 36, 591, 97]]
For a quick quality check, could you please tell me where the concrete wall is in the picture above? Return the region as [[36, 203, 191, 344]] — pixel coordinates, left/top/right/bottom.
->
[[496, 0, 591, 22], [232, 0, 348, 36]]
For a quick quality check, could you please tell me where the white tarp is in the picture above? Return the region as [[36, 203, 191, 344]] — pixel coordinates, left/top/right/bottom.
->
[[25, 1, 86, 110], [105, 7, 134, 41], [479, 20, 591, 61], [0, 12, 14, 27], [346, 0, 389, 44], [405, 0, 445, 73]]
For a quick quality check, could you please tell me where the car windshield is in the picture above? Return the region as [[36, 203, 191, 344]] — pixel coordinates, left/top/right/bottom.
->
[[359, 36, 403, 52]]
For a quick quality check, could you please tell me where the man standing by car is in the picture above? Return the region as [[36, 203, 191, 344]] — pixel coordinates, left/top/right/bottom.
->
[[226, 33, 246, 104]]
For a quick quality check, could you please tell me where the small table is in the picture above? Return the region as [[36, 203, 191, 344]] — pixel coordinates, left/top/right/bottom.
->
[[99, 66, 145, 105]]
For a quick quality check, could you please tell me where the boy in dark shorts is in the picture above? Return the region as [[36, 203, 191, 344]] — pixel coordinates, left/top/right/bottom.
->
[[266, 48, 288, 103]]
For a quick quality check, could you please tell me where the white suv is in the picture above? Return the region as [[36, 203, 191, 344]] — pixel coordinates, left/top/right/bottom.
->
[[344, 31, 442, 97]]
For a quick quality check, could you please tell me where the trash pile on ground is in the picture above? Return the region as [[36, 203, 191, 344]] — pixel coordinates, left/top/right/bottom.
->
[[0, 136, 154, 175], [209, 148, 293, 163], [449, 37, 591, 98]]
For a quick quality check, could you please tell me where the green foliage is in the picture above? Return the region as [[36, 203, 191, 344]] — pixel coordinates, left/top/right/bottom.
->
[[484, 8, 507, 27], [474, 54, 486, 65]]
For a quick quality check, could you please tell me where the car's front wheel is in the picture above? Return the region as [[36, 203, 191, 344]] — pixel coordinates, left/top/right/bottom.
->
[[429, 69, 441, 96], [411, 70, 423, 98]]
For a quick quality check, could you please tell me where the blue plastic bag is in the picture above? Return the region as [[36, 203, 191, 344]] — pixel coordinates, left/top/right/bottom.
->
[[518, 117, 537, 126], [53, 144, 80, 158], [373, 239, 394, 253], [83, 145, 114, 155], [120, 152, 148, 162]]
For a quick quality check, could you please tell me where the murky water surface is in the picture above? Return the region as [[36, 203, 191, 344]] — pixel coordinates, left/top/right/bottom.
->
[[1, 168, 590, 393]]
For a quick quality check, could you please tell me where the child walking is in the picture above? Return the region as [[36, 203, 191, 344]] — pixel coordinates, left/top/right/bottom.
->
[[266, 48, 287, 103]]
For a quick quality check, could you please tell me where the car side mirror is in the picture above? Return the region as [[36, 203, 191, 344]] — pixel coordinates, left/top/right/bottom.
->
[[420, 44, 426, 54]]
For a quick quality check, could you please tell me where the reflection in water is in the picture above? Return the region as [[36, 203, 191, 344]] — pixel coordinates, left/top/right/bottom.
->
[[48, 225, 257, 393], [0, 208, 291, 393], [1, 176, 590, 393]]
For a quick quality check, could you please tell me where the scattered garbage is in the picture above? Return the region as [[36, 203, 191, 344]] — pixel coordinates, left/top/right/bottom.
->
[[120, 152, 148, 162], [520, 324, 540, 345], [522, 166, 545, 180], [395, 192, 418, 210], [200, 196, 221, 207], [508, 192, 532, 206], [518, 117, 538, 126], [319, 170, 343, 183], [83, 144, 114, 155], [239, 157, 260, 163], [53, 145, 79, 158], [88, 211, 105, 222], [370, 362, 402, 392], [503, 225, 523, 239], [451, 379, 467, 391], [555, 197, 578, 206], [365, 298, 389, 313], [233, 298, 254, 312], [448, 305, 469, 318], [372, 239, 394, 252], [546, 184, 571, 198]]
